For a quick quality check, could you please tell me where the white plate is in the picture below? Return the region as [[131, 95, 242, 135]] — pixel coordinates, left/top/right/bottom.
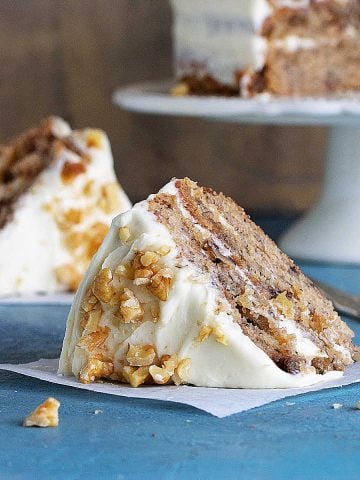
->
[[113, 80, 360, 126]]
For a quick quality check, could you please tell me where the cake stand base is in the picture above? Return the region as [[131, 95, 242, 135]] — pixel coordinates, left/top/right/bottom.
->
[[279, 127, 360, 264]]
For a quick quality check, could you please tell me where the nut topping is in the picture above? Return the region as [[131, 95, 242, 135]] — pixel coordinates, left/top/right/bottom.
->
[[118, 288, 143, 323], [126, 344, 156, 367], [92, 268, 114, 303]]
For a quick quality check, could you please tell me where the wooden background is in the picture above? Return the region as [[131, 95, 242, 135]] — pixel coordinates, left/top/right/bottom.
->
[[0, 0, 327, 212]]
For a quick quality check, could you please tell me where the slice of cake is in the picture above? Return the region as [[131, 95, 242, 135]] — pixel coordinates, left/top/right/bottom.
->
[[59, 178, 358, 389], [171, 0, 360, 97], [0, 117, 131, 296]]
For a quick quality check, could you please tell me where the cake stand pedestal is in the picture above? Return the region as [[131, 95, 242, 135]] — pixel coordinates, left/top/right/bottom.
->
[[114, 80, 360, 264]]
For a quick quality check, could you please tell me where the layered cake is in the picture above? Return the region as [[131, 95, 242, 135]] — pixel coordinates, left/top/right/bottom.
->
[[0, 117, 131, 296], [59, 178, 358, 389], [171, 0, 360, 97]]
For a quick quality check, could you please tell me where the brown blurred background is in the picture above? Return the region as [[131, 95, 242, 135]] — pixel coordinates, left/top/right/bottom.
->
[[0, 0, 326, 212]]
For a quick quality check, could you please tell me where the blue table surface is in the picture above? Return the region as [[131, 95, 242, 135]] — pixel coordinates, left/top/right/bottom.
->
[[1, 218, 360, 480]]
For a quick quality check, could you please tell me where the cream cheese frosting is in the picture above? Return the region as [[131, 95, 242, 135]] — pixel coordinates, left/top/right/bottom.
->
[[171, 0, 272, 86], [59, 180, 343, 389], [0, 119, 131, 296]]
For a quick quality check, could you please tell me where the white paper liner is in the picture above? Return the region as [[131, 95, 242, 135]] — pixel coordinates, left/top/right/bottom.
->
[[1, 359, 360, 417]]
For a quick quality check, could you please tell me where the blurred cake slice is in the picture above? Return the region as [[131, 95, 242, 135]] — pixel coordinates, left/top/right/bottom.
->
[[59, 178, 358, 389], [0, 117, 131, 296]]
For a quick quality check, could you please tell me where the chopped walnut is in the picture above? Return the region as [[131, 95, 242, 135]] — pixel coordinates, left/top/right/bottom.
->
[[148, 268, 172, 301], [173, 358, 191, 386], [212, 326, 227, 345], [118, 288, 144, 323], [65, 231, 84, 251], [170, 82, 190, 96], [83, 307, 102, 332], [23, 397, 60, 428], [100, 183, 120, 214], [82, 289, 99, 312], [114, 263, 134, 280], [86, 129, 103, 149], [195, 325, 227, 345], [149, 355, 178, 385], [57, 208, 84, 228], [77, 327, 110, 352], [61, 161, 86, 184], [85, 222, 109, 259], [126, 344, 156, 367], [123, 366, 150, 387], [55, 264, 82, 291], [196, 325, 212, 343], [79, 357, 114, 384], [140, 251, 160, 267], [133, 267, 153, 286], [118, 227, 130, 243], [83, 179, 95, 196], [92, 268, 114, 303]]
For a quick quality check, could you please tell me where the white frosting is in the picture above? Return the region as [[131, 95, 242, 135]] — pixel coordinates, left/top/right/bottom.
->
[[59, 180, 343, 389], [171, 0, 272, 86], [171, 0, 357, 91], [0, 123, 131, 296]]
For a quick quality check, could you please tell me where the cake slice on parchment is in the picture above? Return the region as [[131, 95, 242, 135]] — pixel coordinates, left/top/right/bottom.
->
[[59, 178, 358, 389], [0, 117, 131, 296]]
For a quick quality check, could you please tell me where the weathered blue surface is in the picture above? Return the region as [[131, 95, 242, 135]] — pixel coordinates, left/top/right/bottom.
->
[[1, 219, 360, 479]]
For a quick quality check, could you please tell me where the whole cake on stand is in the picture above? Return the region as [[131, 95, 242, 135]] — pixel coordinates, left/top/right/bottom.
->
[[115, 0, 360, 264], [172, 0, 360, 97]]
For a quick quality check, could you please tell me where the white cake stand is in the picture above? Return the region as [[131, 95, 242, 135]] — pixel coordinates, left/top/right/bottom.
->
[[114, 80, 360, 264]]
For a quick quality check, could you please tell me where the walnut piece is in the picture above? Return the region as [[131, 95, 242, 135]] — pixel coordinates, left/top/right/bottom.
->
[[149, 355, 178, 385], [173, 358, 191, 386], [147, 268, 172, 301], [123, 366, 150, 387], [86, 129, 103, 149], [195, 325, 227, 345], [79, 357, 114, 384], [83, 307, 102, 332], [92, 268, 114, 303], [140, 251, 160, 267], [118, 288, 143, 323], [196, 325, 212, 343], [100, 183, 120, 214], [61, 161, 86, 184], [77, 327, 110, 352], [170, 82, 190, 96], [126, 344, 156, 367], [133, 267, 153, 286], [118, 227, 130, 243], [23, 397, 60, 428], [55, 264, 82, 291]]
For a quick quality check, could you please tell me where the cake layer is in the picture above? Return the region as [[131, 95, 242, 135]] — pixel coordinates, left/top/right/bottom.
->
[[171, 0, 360, 96], [59, 179, 358, 389], [0, 117, 131, 295]]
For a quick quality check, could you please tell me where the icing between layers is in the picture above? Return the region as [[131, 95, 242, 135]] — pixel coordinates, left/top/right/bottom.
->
[[59, 180, 342, 388], [0, 126, 131, 296]]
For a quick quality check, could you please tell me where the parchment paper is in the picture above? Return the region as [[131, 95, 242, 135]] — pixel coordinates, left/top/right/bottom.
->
[[1, 359, 360, 417]]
